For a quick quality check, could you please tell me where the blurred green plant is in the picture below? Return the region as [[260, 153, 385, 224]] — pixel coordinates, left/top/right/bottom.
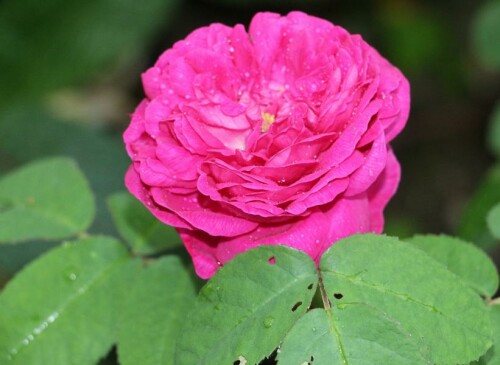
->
[[472, 0, 500, 70], [458, 0, 500, 250], [0, 0, 179, 105]]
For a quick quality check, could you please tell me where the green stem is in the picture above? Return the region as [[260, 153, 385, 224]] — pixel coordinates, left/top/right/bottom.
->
[[488, 297, 500, 305], [317, 268, 331, 310]]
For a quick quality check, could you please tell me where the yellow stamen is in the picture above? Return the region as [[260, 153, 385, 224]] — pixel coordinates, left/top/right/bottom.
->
[[261, 112, 275, 132]]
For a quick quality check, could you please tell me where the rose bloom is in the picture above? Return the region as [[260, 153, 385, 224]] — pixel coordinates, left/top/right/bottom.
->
[[124, 11, 410, 278]]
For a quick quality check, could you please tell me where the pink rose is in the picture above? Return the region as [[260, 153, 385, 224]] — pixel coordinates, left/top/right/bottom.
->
[[124, 11, 410, 278]]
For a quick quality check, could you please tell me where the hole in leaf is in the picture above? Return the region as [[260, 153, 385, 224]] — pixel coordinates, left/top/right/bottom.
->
[[291, 301, 303, 312], [310, 355, 314, 362], [307, 283, 314, 290], [268, 256, 276, 264], [333, 293, 343, 299], [234, 355, 247, 365]]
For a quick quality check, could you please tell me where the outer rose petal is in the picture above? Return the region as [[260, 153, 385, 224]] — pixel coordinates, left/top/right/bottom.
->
[[181, 150, 400, 279], [123, 11, 410, 279], [125, 167, 192, 229], [367, 148, 401, 232], [180, 196, 373, 279]]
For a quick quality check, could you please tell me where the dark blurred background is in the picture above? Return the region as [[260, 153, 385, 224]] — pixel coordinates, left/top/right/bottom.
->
[[1, 0, 499, 286]]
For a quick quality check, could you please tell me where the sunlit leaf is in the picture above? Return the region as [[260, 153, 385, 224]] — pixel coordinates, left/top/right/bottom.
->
[[175, 245, 318, 365], [320, 234, 492, 365], [406, 234, 499, 298], [0, 236, 133, 364], [278, 307, 426, 364], [488, 304, 500, 364]]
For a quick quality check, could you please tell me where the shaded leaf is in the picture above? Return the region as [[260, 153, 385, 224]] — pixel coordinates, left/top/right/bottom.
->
[[108, 191, 182, 255], [320, 234, 492, 365], [379, 3, 454, 77], [0, 105, 129, 237], [175, 246, 318, 365], [487, 203, 500, 240], [117, 256, 196, 365], [472, 0, 500, 69], [0, 236, 132, 364], [0, 157, 95, 243], [406, 234, 499, 298], [487, 103, 500, 159], [458, 165, 500, 249]]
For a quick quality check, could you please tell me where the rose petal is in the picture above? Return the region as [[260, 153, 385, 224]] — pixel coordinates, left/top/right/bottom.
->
[[180, 195, 373, 277], [367, 148, 401, 232], [345, 133, 387, 196], [150, 188, 258, 237], [125, 167, 192, 229]]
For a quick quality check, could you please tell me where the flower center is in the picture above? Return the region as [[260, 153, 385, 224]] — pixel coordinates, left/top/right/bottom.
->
[[261, 112, 275, 132]]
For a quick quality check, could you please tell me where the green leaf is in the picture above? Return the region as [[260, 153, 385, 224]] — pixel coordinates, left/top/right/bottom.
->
[[487, 103, 500, 159], [487, 203, 500, 240], [175, 246, 318, 365], [475, 304, 500, 365], [472, 0, 500, 69], [278, 307, 427, 365], [117, 256, 196, 365], [0, 157, 95, 243], [0, 0, 179, 103], [458, 165, 500, 249], [0, 236, 132, 364], [488, 304, 500, 364], [0, 105, 129, 237], [107, 191, 182, 255], [320, 234, 492, 365], [406, 234, 499, 298]]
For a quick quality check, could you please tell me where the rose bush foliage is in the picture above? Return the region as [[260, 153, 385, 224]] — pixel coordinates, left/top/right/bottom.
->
[[124, 11, 410, 278]]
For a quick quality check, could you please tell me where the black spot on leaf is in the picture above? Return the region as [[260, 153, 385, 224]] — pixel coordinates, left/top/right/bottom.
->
[[291, 301, 303, 311]]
